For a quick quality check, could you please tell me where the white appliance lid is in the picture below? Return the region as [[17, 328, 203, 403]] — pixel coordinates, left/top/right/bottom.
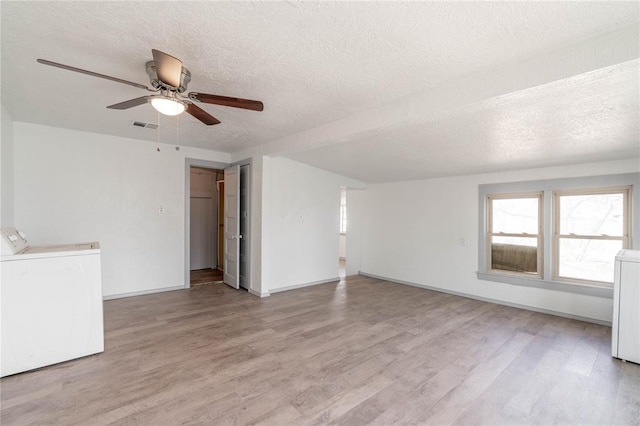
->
[[22, 242, 100, 254], [1, 241, 100, 261], [616, 249, 640, 263]]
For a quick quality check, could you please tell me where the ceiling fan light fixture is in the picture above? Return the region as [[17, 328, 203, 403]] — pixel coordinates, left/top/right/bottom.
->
[[150, 97, 186, 116]]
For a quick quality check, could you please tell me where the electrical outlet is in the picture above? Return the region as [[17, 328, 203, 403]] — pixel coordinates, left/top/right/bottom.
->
[[159, 205, 165, 214], [459, 237, 466, 246]]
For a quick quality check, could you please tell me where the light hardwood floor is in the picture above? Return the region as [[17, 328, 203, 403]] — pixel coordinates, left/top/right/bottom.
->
[[1, 275, 639, 425], [190, 268, 224, 285]]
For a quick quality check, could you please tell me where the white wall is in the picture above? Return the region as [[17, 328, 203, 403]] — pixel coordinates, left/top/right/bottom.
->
[[354, 159, 640, 323], [264, 156, 365, 293], [1, 105, 15, 227], [13, 122, 231, 297]]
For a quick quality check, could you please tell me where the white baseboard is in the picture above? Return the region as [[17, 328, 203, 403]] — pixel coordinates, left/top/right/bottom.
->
[[358, 272, 611, 327], [269, 277, 340, 294], [103, 285, 185, 301], [248, 288, 270, 298]]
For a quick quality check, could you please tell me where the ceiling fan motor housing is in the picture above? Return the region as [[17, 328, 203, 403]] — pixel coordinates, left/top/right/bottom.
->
[[145, 61, 191, 93]]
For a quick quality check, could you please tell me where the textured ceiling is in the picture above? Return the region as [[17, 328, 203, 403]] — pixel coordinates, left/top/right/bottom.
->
[[1, 1, 639, 182], [288, 60, 640, 182]]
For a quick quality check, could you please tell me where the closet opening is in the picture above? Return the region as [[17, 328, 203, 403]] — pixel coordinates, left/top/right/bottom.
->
[[189, 166, 224, 286]]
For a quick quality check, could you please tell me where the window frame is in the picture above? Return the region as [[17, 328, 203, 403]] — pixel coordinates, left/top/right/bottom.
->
[[552, 186, 631, 286], [340, 203, 347, 234], [339, 189, 347, 234], [477, 173, 639, 298], [486, 192, 543, 279]]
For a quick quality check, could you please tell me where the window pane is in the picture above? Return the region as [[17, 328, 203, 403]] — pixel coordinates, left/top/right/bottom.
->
[[492, 198, 538, 234], [558, 238, 622, 283], [559, 193, 624, 236], [491, 236, 538, 274]]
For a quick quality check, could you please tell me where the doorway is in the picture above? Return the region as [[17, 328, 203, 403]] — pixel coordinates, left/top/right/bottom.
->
[[339, 187, 347, 279], [184, 159, 252, 292], [189, 166, 224, 285]]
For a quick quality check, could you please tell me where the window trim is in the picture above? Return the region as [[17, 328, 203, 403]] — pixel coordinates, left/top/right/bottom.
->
[[477, 173, 640, 298]]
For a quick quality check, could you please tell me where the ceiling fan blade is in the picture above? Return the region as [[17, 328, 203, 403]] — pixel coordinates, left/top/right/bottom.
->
[[152, 49, 182, 88], [188, 92, 264, 112], [37, 59, 152, 91], [186, 103, 221, 126], [106, 96, 151, 110]]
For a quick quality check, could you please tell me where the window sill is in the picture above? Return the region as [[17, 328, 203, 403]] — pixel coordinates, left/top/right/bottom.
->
[[476, 271, 613, 298]]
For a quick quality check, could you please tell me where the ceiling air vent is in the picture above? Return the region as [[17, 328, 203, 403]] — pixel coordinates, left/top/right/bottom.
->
[[131, 121, 158, 129]]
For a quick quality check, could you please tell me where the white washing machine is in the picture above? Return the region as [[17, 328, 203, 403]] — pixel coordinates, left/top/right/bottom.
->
[[0, 228, 104, 377], [612, 249, 640, 364]]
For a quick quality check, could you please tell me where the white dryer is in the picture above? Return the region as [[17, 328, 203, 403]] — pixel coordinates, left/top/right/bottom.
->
[[612, 249, 640, 364], [0, 228, 104, 377]]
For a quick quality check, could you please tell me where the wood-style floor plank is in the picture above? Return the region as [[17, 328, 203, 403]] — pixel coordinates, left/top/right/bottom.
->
[[1, 275, 639, 425]]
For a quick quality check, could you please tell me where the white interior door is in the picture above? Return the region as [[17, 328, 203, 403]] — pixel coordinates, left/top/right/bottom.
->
[[223, 165, 240, 289], [239, 165, 249, 289]]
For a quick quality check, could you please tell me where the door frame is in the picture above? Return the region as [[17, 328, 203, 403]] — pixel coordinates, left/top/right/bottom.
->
[[184, 158, 231, 289]]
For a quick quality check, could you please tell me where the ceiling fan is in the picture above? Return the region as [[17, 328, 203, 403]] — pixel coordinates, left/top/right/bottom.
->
[[37, 49, 263, 126]]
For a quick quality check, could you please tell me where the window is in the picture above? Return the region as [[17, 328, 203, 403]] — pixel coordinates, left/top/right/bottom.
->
[[477, 173, 638, 296], [487, 193, 542, 276], [554, 188, 629, 284]]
